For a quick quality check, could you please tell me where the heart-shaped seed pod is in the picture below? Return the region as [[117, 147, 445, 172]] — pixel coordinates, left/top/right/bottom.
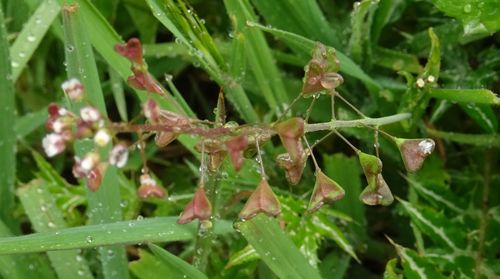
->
[[177, 185, 212, 225], [396, 138, 435, 172], [307, 169, 345, 213], [239, 178, 281, 220]]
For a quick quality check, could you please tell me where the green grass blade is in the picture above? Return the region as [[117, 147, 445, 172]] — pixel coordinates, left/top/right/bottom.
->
[[62, 4, 129, 278], [224, 0, 289, 116], [372, 47, 422, 73], [0, 3, 16, 228], [430, 88, 500, 105], [246, 21, 381, 92], [426, 128, 500, 148], [130, 249, 171, 279], [236, 214, 323, 279], [0, 220, 57, 279], [9, 0, 60, 81], [145, 0, 259, 123], [0, 218, 233, 255], [109, 67, 128, 121], [17, 179, 93, 279], [148, 243, 208, 279], [15, 107, 47, 138]]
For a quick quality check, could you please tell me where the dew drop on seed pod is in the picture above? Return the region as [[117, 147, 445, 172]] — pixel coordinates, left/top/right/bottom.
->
[[11, 61, 19, 68]]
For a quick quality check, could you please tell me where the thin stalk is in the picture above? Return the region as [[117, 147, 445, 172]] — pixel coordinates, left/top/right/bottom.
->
[[332, 130, 359, 153], [303, 136, 319, 170], [305, 113, 411, 132], [304, 97, 317, 122], [335, 92, 366, 118], [331, 92, 336, 120], [474, 149, 492, 279], [192, 142, 221, 271]]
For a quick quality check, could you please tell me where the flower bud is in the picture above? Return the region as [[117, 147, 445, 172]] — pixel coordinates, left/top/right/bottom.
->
[[80, 106, 101, 123], [307, 169, 345, 213], [274, 117, 305, 163], [114, 38, 144, 65], [396, 138, 435, 172], [61, 78, 85, 101], [137, 174, 167, 199], [86, 163, 106, 192], [94, 129, 112, 147], [109, 144, 129, 168], [177, 185, 212, 224], [80, 152, 100, 173], [359, 174, 394, 206], [42, 133, 67, 157], [301, 43, 343, 96], [225, 135, 248, 171], [238, 178, 281, 220]]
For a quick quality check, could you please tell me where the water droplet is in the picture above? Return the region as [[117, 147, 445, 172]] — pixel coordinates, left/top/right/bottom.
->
[[66, 45, 75, 52], [11, 61, 19, 68], [47, 222, 56, 228], [86, 236, 94, 244], [136, 215, 144, 221], [463, 4, 472, 13], [27, 34, 36, 42]]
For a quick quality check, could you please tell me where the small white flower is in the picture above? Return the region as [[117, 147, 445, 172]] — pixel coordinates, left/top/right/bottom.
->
[[42, 133, 66, 157], [140, 174, 157, 187], [94, 129, 111, 146], [80, 106, 101, 122], [61, 78, 84, 101], [52, 118, 65, 133], [416, 78, 425, 88], [80, 152, 100, 172], [427, 75, 436, 83], [109, 144, 129, 168]]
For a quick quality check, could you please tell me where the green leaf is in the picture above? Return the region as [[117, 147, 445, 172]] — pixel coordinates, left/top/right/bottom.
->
[[422, 28, 441, 80], [405, 176, 466, 214], [15, 107, 47, 138], [246, 21, 381, 92], [226, 245, 259, 269], [148, 243, 208, 279], [460, 104, 498, 133], [236, 214, 322, 279], [348, 0, 378, 64], [388, 238, 446, 279], [9, 0, 61, 81], [17, 179, 93, 279], [0, 3, 16, 227], [0, 219, 58, 279], [0, 217, 233, 255], [129, 249, 171, 279], [224, 0, 289, 116], [372, 47, 422, 73], [398, 199, 466, 251], [429, 0, 500, 34], [145, 0, 259, 123], [383, 258, 403, 279], [430, 88, 500, 105], [426, 128, 500, 148], [62, 4, 129, 278]]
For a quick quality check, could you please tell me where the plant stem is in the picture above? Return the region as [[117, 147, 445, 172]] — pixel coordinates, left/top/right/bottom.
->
[[474, 149, 492, 279], [192, 170, 221, 271], [305, 113, 410, 132]]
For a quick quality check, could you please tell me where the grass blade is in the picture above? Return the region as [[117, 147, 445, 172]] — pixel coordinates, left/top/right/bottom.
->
[[0, 3, 16, 228], [426, 128, 500, 148], [129, 249, 171, 279], [15, 107, 48, 138], [224, 0, 289, 116], [430, 88, 500, 105], [0, 220, 57, 279], [0, 218, 233, 255], [236, 214, 322, 279], [109, 68, 128, 121], [148, 243, 208, 279], [10, 0, 61, 81], [62, 4, 129, 278], [17, 179, 93, 279]]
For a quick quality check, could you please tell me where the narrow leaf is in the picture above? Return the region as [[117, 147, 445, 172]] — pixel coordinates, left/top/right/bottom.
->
[[17, 179, 93, 279], [236, 214, 322, 279], [10, 0, 60, 81], [430, 88, 500, 105], [148, 244, 208, 279], [0, 218, 233, 254]]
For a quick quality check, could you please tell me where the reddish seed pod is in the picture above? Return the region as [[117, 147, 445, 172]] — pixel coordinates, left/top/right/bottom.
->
[[238, 178, 281, 220], [307, 169, 345, 213], [225, 135, 248, 171], [177, 185, 212, 224]]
